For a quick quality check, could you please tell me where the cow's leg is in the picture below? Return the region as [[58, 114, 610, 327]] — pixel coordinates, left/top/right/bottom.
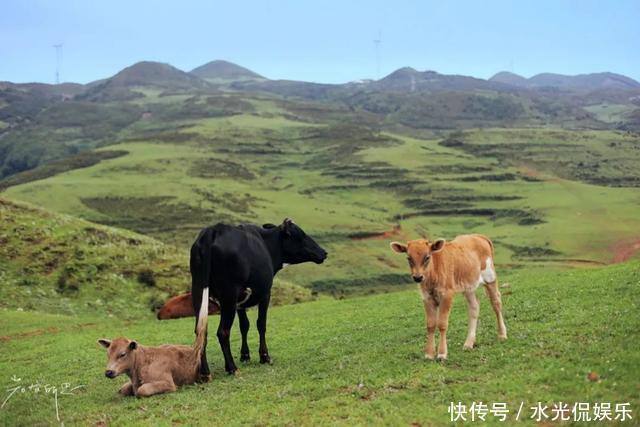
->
[[191, 286, 210, 381], [217, 295, 238, 374], [135, 378, 176, 397], [484, 281, 507, 340], [257, 294, 272, 364], [118, 381, 134, 396], [463, 290, 480, 349], [423, 293, 438, 360], [237, 308, 251, 362], [436, 292, 454, 360]]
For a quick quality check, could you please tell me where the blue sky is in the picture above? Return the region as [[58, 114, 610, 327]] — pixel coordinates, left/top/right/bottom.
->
[[1, 0, 638, 84]]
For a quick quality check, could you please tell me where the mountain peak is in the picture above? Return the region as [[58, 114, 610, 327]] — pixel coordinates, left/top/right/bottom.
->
[[190, 60, 264, 80], [108, 61, 208, 88], [490, 71, 528, 87]]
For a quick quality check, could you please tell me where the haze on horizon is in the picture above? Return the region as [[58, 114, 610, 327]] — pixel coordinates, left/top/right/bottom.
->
[[1, 0, 639, 85]]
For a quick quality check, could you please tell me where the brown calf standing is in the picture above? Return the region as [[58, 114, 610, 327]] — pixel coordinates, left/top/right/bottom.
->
[[98, 288, 210, 397], [391, 234, 507, 360]]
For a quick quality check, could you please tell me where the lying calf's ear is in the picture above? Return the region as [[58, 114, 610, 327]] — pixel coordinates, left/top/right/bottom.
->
[[390, 242, 407, 253], [431, 239, 446, 252], [262, 223, 277, 229], [128, 341, 138, 351], [98, 339, 111, 348]]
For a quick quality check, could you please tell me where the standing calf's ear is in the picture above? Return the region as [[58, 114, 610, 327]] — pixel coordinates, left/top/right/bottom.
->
[[431, 239, 446, 252], [128, 341, 138, 351], [390, 242, 407, 253], [98, 339, 111, 348]]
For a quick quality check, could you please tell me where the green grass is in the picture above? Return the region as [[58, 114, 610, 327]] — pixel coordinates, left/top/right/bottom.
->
[[0, 261, 638, 425], [584, 103, 636, 124]]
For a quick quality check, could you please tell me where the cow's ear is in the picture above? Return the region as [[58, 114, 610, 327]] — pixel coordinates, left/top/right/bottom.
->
[[431, 239, 446, 253], [128, 341, 138, 351], [98, 339, 111, 348], [262, 223, 277, 229], [282, 218, 294, 227], [281, 218, 294, 235], [390, 242, 407, 253]]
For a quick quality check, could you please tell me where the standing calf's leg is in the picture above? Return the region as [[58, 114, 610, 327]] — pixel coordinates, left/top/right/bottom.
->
[[257, 295, 271, 364], [238, 309, 251, 362], [422, 293, 438, 360], [436, 292, 454, 360], [463, 290, 480, 349], [484, 281, 507, 340], [217, 295, 239, 374]]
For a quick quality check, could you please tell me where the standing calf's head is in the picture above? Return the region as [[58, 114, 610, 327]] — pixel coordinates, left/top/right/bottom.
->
[[390, 238, 446, 282], [97, 337, 138, 379], [267, 218, 328, 265]]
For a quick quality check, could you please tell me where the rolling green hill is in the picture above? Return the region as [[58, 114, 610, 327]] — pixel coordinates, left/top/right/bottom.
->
[[0, 198, 312, 317], [2, 60, 640, 180], [3, 109, 639, 297]]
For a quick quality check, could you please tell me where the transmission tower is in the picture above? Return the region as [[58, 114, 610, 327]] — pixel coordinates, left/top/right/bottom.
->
[[53, 44, 63, 84]]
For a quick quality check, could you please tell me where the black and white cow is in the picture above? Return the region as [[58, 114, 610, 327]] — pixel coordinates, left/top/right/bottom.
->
[[190, 218, 327, 377]]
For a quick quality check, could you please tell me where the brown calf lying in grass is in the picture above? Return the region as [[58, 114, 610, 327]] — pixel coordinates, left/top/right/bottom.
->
[[98, 288, 210, 397], [391, 234, 507, 360], [157, 292, 220, 320]]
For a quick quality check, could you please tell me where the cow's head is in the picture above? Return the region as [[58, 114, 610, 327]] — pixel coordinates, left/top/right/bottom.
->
[[98, 337, 138, 379], [267, 218, 327, 265], [390, 238, 445, 283]]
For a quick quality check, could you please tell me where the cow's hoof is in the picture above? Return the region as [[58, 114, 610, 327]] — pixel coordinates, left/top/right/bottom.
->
[[436, 354, 447, 361], [198, 374, 212, 383], [498, 334, 507, 341], [240, 353, 251, 363], [226, 368, 238, 375], [424, 353, 435, 360], [260, 355, 272, 364], [463, 343, 475, 350]]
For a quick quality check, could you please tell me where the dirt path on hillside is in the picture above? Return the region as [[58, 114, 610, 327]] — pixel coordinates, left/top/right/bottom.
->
[[611, 239, 640, 264]]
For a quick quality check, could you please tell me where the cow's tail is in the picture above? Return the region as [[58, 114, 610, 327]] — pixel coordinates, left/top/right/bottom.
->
[[478, 234, 495, 257], [193, 286, 209, 359], [201, 227, 215, 292]]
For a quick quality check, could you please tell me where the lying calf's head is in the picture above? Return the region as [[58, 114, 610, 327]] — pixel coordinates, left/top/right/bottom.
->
[[98, 337, 138, 378], [267, 218, 328, 265], [390, 238, 446, 283]]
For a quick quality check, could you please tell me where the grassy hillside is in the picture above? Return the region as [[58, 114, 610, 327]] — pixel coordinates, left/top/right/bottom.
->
[[0, 198, 312, 317], [0, 261, 638, 425], [3, 109, 640, 295]]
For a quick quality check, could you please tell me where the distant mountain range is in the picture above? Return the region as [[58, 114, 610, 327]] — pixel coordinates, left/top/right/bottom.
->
[[4, 60, 639, 97], [490, 71, 640, 91], [2, 58, 640, 182]]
